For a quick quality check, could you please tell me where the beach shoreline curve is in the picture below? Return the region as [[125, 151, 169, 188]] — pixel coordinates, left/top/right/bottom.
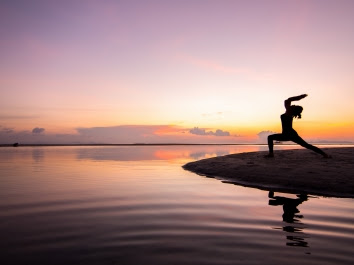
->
[[183, 147, 354, 198]]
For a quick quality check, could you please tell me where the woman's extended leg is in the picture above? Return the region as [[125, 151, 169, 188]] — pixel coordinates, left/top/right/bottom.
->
[[291, 135, 329, 157]]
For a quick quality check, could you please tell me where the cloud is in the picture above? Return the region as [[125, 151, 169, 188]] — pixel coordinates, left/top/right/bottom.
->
[[257, 130, 276, 142], [214, 129, 230, 136], [189, 127, 209, 136], [32, 127, 45, 134], [189, 127, 230, 137]]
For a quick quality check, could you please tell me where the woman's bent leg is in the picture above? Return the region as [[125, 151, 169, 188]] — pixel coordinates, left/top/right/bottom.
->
[[267, 134, 287, 155]]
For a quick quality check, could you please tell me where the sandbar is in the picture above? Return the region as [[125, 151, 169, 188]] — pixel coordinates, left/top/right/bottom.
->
[[183, 147, 354, 198]]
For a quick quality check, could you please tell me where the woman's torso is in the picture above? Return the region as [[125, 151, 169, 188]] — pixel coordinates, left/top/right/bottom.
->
[[281, 114, 297, 135]]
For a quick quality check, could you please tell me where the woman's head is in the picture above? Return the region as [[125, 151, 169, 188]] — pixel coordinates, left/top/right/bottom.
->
[[290, 105, 303, 119]]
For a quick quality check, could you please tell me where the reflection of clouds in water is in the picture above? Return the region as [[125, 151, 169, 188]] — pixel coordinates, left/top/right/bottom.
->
[[189, 151, 229, 160], [189, 152, 209, 160]]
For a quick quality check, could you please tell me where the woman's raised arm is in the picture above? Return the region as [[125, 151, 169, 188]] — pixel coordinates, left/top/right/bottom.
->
[[285, 94, 308, 108]]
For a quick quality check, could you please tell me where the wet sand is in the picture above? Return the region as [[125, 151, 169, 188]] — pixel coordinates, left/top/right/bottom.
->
[[183, 147, 354, 198]]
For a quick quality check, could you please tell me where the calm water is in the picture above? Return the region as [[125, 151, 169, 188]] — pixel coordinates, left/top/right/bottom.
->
[[0, 145, 353, 265]]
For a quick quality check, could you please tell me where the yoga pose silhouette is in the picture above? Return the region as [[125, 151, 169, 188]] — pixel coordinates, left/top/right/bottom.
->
[[265, 94, 330, 158]]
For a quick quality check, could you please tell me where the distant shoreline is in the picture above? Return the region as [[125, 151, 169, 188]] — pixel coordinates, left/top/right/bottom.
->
[[1, 143, 353, 147]]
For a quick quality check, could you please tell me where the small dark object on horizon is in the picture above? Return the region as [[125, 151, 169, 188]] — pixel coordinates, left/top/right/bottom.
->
[[13, 143, 19, 147]]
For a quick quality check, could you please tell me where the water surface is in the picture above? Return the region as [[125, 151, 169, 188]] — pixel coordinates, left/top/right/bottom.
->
[[0, 145, 353, 265]]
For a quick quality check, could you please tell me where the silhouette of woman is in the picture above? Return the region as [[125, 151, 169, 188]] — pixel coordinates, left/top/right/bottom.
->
[[265, 94, 330, 158]]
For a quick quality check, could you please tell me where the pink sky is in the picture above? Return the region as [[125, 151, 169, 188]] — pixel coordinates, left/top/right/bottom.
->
[[1, 0, 354, 144]]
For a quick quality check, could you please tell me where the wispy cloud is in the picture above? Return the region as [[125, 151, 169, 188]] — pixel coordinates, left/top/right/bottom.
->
[[0, 126, 14, 134]]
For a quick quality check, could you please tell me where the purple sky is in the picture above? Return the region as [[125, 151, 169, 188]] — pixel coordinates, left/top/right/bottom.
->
[[1, 0, 354, 144]]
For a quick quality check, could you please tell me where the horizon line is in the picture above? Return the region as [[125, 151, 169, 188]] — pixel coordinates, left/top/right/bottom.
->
[[1, 142, 353, 147]]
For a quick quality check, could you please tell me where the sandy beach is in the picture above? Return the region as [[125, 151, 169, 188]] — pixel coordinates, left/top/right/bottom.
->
[[183, 147, 354, 198]]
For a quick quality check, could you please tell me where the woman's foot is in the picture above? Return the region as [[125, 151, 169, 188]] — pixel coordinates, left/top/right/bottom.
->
[[264, 153, 274, 158]]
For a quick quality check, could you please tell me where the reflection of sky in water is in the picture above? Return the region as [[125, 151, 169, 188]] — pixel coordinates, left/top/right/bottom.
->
[[0, 145, 353, 265], [32, 148, 44, 162], [74, 146, 235, 161], [1, 145, 347, 163], [73, 145, 346, 162], [74, 145, 273, 162]]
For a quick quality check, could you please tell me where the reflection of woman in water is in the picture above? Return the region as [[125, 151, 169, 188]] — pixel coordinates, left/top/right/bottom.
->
[[265, 94, 330, 158], [268, 191, 308, 223], [268, 192, 310, 248]]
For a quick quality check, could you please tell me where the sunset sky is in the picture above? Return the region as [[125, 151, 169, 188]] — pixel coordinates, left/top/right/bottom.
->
[[1, 0, 353, 144]]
